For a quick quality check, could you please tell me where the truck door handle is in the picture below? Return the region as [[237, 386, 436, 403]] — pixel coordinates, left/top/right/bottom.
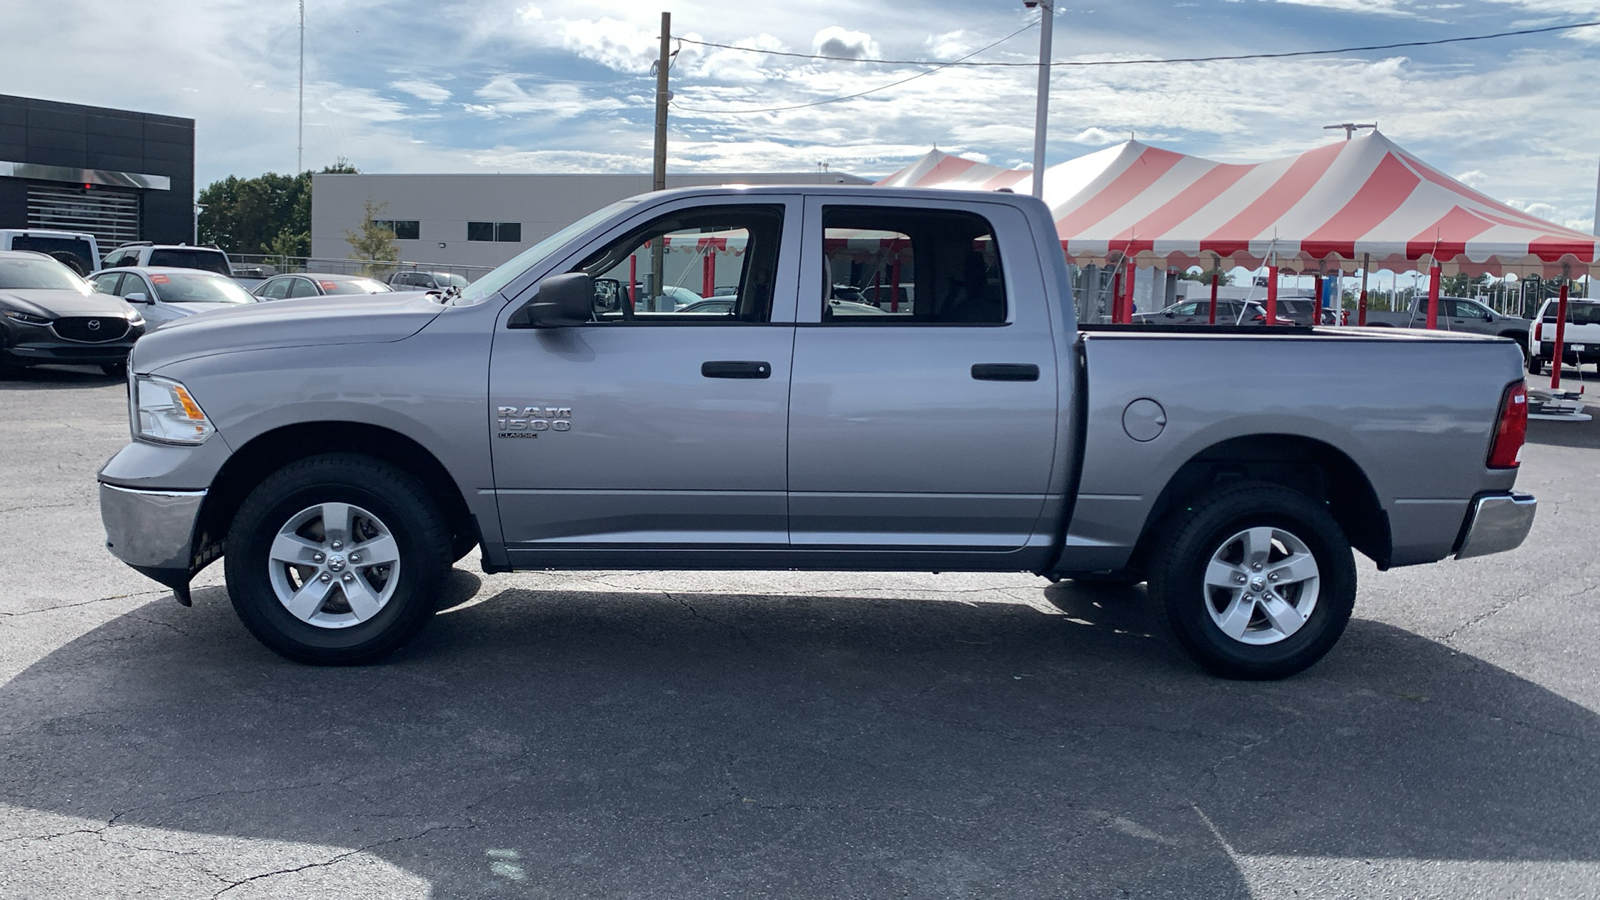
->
[[701, 360, 772, 379], [971, 363, 1040, 382]]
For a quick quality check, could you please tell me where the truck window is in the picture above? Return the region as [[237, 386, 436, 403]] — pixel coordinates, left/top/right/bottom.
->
[[820, 206, 1006, 324], [573, 204, 784, 323], [148, 248, 231, 275]]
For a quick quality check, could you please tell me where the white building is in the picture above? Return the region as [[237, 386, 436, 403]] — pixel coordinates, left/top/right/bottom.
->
[[310, 171, 870, 272]]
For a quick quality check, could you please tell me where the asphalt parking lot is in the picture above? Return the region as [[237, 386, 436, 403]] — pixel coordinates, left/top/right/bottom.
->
[[2, 364, 1598, 899]]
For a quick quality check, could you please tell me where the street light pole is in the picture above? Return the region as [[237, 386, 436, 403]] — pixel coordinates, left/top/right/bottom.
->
[[1027, 1, 1053, 199]]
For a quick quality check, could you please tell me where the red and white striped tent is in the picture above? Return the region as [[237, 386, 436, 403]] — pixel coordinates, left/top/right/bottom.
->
[[876, 132, 1599, 278]]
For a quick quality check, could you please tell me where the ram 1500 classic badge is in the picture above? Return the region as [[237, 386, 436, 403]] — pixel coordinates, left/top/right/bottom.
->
[[496, 406, 572, 438]]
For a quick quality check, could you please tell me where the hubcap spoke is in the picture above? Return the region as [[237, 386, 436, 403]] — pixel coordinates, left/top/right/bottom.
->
[[350, 534, 399, 567], [1241, 526, 1276, 567], [342, 576, 384, 622], [319, 502, 353, 547], [1267, 551, 1318, 586], [1204, 559, 1242, 591], [1215, 594, 1256, 640], [286, 577, 334, 621], [269, 532, 323, 566], [1259, 592, 1307, 635]]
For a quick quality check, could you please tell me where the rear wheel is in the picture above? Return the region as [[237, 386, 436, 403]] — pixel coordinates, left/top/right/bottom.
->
[[1528, 355, 1544, 375], [1147, 482, 1355, 679], [224, 453, 450, 664]]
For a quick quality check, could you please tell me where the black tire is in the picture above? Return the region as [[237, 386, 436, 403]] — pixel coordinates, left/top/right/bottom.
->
[[1147, 481, 1355, 680], [101, 361, 127, 377], [1528, 355, 1544, 375], [224, 453, 450, 664]]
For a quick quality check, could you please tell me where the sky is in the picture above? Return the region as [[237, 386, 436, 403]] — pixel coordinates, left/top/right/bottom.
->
[[5, 0, 1598, 233]]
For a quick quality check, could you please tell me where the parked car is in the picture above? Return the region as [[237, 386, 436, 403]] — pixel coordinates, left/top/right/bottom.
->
[[1527, 297, 1600, 375], [0, 228, 101, 275], [89, 267, 256, 329], [1365, 296, 1531, 363], [389, 270, 469, 291], [676, 298, 736, 315], [1133, 299, 1295, 326], [0, 250, 143, 375], [253, 273, 393, 301], [100, 243, 234, 277], [99, 185, 1534, 680]]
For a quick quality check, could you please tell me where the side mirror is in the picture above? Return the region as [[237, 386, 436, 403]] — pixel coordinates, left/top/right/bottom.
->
[[1164, 311, 1176, 318], [508, 273, 594, 328], [593, 277, 622, 312], [125, 292, 151, 304]]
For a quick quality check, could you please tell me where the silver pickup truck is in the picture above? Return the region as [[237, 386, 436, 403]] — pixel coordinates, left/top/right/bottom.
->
[[98, 186, 1536, 679]]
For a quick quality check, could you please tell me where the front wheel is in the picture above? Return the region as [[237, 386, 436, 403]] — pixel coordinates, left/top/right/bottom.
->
[[1147, 482, 1355, 679], [224, 453, 450, 664]]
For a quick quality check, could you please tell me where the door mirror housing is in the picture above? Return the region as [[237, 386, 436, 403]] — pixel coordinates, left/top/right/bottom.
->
[[508, 273, 594, 328], [125, 292, 151, 304]]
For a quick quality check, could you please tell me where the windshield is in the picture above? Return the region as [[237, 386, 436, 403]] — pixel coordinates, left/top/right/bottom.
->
[[459, 198, 642, 303], [1549, 302, 1600, 326], [0, 256, 92, 293], [321, 278, 391, 295], [152, 272, 256, 304], [148, 248, 232, 275]]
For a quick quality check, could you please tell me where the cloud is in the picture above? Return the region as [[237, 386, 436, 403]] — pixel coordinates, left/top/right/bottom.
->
[[391, 79, 452, 103], [1272, 0, 1417, 13], [812, 26, 878, 61], [472, 75, 627, 118], [1071, 127, 1126, 145]]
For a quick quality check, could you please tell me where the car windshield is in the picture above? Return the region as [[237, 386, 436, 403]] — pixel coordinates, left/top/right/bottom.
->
[[0, 257, 92, 294], [152, 272, 256, 304], [321, 278, 391, 295], [459, 198, 641, 303], [147, 248, 232, 275]]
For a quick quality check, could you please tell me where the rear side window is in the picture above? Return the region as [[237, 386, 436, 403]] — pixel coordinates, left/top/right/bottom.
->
[[820, 206, 1006, 324], [1547, 302, 1600, 326], [148, 248, 231, 275], [10, 236, 95, 275]]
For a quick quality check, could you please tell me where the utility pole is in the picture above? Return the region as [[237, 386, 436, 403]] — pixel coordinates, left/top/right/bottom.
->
[[1323, 122, 1376, 141], [298, 0, 305, 173], [650, 12, 672, 308], [1027, 1, 1053, 199]]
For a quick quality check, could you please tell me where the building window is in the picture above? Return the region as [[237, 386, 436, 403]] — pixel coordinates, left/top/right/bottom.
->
[[469, 221, 522, 242], [374, 219, 420, 240]]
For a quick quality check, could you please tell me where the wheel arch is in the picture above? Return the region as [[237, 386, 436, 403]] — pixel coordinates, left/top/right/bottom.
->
[[1128, 433, 1391, 573], [192, 421, 478, 569]]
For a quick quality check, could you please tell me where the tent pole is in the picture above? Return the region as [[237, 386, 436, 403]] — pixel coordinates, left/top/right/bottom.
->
[[1426, 261, 1442, 329], [1553, 280, 1569, 390], [1359, 255, 1369, 325], [1208, 264, 1218, 325], [1266, 264, 1279, 325]]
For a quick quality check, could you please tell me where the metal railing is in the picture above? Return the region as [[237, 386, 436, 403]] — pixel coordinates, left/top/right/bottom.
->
[[226, 254, 496, 283]]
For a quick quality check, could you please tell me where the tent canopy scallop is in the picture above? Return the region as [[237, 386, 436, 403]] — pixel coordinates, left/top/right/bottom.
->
[[875, 133, 1598, 278]]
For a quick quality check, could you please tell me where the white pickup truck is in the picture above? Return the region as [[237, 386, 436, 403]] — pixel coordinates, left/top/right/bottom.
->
[[98, 186, 1535, 679]]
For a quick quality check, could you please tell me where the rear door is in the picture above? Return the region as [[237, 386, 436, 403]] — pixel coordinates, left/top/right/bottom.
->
[[490, 196, 801, 560], [787, 197, 1061, 555]]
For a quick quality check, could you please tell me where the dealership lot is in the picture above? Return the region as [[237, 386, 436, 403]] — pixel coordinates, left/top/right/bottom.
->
[[2, 365, 1598, 899]]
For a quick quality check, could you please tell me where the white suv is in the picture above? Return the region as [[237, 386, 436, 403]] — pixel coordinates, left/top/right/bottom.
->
[[1528, 297, 1600, 375], [0, 229, 101, 275], [99, 243, 232, 276]]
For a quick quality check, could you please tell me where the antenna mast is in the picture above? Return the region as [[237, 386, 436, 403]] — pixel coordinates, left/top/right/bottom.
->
[[298, 0, 305, 173]]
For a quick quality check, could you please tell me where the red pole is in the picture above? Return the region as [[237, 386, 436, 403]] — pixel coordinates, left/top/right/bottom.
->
[[1313, 274, 1323, 322], [889, 258, 901, 314], [628, 255, 637, 310], [1121, 264, 1136, 323], [1110, 271, 1121, 322], [1553, 281, 1570, 390], [1358, 258, 1369, 326], [1208, 269, 1219, 324], [1266, 265, 1279, 324], [1425, 263, 1442, 329], [702, 252, 715, 297]]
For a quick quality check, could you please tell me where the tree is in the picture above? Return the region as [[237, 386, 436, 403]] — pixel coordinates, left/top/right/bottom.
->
[[196, 158, 358, 258], [344, 199, 399, 276]]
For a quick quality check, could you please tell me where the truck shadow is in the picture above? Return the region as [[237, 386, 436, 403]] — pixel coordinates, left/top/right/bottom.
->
[[0, 364, 122, 390], [1, 578, 1595, 898]]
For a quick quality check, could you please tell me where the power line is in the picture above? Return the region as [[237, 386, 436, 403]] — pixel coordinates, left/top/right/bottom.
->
[[670, 22, 1037, 115], [674, 19, 1600, 69]]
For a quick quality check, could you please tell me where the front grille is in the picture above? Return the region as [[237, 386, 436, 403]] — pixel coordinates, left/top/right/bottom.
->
[[53, 317, 131, 343]]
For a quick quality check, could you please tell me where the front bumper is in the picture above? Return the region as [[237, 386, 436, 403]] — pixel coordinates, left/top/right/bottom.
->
[[100, 482, 206, 601], [1, 319, 142, 366], [1455, 491, 1537, 560]]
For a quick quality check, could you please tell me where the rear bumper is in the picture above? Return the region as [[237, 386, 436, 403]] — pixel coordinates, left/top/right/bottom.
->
[[1455, 491, 1536, 560]]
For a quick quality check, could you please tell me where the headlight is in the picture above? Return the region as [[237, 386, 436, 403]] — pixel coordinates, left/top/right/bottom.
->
[[132, 374, 215, 444], [126, 309, 145, 326], [1, 309, 51, 325]]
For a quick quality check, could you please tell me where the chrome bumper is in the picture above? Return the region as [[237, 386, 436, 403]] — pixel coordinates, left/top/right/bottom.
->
[[1456, 492, 1536, 560], [99, 482, 206, 570]]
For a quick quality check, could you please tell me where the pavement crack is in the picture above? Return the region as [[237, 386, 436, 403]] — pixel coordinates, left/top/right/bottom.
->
[[663, 590, 751, 641], [209, 823, 474, 898], [0, 590, 165, 619]]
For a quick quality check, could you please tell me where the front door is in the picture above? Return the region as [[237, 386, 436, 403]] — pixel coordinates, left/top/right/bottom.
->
[[490, 197, 801, 564], [786, 197, 1062, 558]]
